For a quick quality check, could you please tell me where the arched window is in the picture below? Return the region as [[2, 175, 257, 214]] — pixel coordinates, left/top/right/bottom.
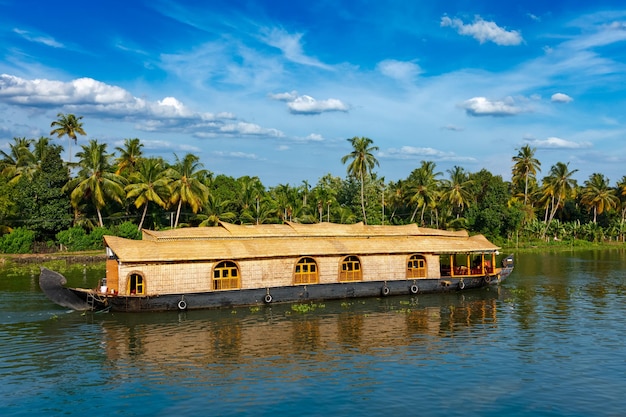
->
[[127, 273, 145, 295], [339, 255, 362, 282], [294, 257, 319, 285], [407, 254, 427, 278], [213, 261, 240, 290]]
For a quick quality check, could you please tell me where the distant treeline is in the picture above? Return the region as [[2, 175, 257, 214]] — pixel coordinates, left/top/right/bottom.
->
[[0, 114, 625, 253]]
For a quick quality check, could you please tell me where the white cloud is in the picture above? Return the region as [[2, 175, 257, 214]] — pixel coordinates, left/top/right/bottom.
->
[[525, 137, 591, 149], [378, 146, 476, 162], [441, 15, 523, 46], [527, 13, 541, 22], [0, 74, 132, 105], [551, 93, 574, 103], [270, 91, 349, 115], [219, 122, 283, 137], [376, 59, 422, 83], [288, 95, 348, 114], [461, 96, 527, 117], [259, 28, 331, 69], [212, 150, 259, 160], [269, 91, 299, 101], [305, 133, 323, 141], [0, 74, 284, 139], [13, 28, 64, 48]]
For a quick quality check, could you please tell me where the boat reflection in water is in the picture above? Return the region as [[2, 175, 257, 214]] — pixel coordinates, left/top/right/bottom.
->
[[99, 290, 504, 366]]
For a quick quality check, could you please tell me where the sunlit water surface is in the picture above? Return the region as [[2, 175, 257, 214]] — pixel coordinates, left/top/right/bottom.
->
[[1, 251, 625, 416]]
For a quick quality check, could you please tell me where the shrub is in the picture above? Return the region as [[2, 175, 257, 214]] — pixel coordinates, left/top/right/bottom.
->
[[56, 226, 89, 251], [0, 227, 36, 254], [113, 221, 141, 240], [56, 226, 97, 251]]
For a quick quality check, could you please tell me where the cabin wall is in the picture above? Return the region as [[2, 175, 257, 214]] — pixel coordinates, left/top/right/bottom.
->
[[118, 262, 214, 296], [115, 252, 443, 296], [240, 258, 293, 289], [425, 254, 441, 278], [106, 259, 119, 293]]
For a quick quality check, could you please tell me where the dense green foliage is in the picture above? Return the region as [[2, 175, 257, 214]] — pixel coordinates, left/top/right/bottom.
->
[[0, 227, 35, 254], [0, 114, 625, 253]]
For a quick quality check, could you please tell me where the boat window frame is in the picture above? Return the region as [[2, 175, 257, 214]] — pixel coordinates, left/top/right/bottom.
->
[[407, 254, 427, 278], [212, 260, 241, 290], [294, 257, 319, 285], [339, 255, 362, 282], [127, 272, 145, 295]]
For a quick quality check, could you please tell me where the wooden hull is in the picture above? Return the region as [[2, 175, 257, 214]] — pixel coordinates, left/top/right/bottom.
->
[[40, 266, 513, 313]]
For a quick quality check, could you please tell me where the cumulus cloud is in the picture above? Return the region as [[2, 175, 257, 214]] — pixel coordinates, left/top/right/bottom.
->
[[461, 96, 527, 117], [551, 93, 574, 103], [376, 59, 422, 83], [525, 137, 591, 149], [270, 91, 349, 115], [0, 74, 132, 105], [0, 74, 283, 138], [441, 15, 523, 46]]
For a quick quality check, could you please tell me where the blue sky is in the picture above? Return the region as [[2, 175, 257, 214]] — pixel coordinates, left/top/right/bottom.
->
[[1, 0, 626, 186]]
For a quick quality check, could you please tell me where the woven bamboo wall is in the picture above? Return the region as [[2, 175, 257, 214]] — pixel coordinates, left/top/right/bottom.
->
[[118, 262, 214, 295], [117, 252, 445, 295]]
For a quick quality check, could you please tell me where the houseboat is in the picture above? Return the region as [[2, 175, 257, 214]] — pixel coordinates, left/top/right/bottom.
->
[[39, 221, 514, 312]]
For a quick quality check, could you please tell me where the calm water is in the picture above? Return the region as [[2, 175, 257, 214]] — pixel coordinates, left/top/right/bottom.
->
[[1, 251, 625, 417]]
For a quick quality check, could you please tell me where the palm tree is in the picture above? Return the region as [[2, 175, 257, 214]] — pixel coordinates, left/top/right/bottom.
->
[[512, 145, 541, 205], [70, 139, 126, 227], [581, 173, 618, 223], [271, 183, 300, 222], [617, 176, 626, 239], [168, 153, 209, 228], [341, 136, 379, 224], [233, 176, 266, 224], [386, 180, 408, 224], [115, 138, 144, 176], [50, 113, 86, 163], [33, 136, 52, 166], [441, 165, 473, 219], [301, 180, 311, 207], [541, 162, 578, 238], [408, 161, 441, 225], [0, 137, 36, 184], [198, 193, 237, 226], [125, 157, 172, 230]]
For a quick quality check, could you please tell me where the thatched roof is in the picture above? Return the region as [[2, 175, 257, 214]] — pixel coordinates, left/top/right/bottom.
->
[[141, 221, 468, 241], [106, 222, 499, 263]]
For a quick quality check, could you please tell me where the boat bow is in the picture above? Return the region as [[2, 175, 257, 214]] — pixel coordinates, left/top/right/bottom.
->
[[39, 267, 93, 311]]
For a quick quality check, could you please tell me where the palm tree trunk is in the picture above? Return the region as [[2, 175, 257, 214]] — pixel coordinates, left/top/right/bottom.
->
[[138, 203, 148, 231], [175, 200, 182, 228], [97, 208, 104, 228], [410, 204, 419, 223], [542, 195, 561, 239], [360, 171, 367, 224], [524, 171, 529, 205]]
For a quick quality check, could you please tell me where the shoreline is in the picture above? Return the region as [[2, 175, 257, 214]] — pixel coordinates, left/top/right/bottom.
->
[[0, 251, 106, 265]]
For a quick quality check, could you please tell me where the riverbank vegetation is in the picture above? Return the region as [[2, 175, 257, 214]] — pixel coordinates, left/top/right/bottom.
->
[[1, 113, 625, 254]]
